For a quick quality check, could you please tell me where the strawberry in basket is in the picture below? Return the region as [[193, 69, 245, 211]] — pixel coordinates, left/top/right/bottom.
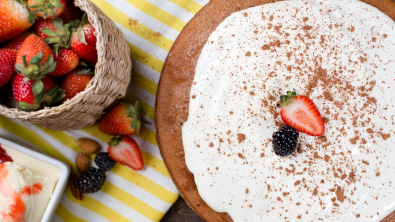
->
[[13, 34, 64, 111], [33, 18, 78, 54], [0, 49, 18, 88], [48, 48, 79, 77], [27, 0, 66, 19], [59, 66, 93, 103], [0, 0, 36, 43], [58, 0, 84, 23], [0, 32, 32, 51], [71, 14, 98, 66]]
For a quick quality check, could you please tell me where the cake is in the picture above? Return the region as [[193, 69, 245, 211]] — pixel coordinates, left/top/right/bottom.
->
[[155, 0, 395, 221]]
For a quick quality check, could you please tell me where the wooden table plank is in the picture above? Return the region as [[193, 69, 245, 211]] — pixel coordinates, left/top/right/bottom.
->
[[161, 197, 205, 222]]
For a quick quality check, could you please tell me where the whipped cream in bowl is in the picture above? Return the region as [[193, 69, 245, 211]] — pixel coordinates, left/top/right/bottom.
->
[[0, 137, 70, 222], [182, 0, 395, 221]]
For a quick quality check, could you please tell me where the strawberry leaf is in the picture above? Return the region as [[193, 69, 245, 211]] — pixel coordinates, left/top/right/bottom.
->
[[77, 28, 87, 45], [131, 119, 141, 134], [22, 55, 29, 68], [108, 137, 122, 146], [52, 18, 64, 31], [42, 86, 65, 105], [16, 102, 40, 112], [126, 105, 137, 119], [30, 51, 43, 66], [32, 79, 44, 104], [15, 63, 26, 75], [40, 28, 58, 37], [280, 90, 297, 107]]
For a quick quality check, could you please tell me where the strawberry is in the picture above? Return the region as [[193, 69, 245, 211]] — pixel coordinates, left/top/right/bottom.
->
[[33, 18, 77, 53], [28, 0, 65, 19], [0, 0, 36, 43], [0, 49, 18, 88], [0, 145, 13, 164], [58, 0, 84, 23], [12, 73, 64, 111], [59, 68, 93, 103], [15, 34, 56, 80], [0, 32, 31, 50], [278, 90, 325, 136], [98, 101, 149, 136], [48, 48, 79, 77], [108, 136, 144, 171], [70, 14, 97, 66]]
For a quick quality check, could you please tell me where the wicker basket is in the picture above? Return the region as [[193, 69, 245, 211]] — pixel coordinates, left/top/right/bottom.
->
[[0, 0, 132, 131]]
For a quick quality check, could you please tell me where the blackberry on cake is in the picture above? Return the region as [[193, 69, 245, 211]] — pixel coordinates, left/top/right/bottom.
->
[[95, 152, 116, 171], [272, 125, 299, 156], [76, 167, 106, 193]]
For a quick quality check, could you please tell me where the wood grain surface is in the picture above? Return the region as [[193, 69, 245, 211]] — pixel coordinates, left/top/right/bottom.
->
[[161, 197, 205, 222]]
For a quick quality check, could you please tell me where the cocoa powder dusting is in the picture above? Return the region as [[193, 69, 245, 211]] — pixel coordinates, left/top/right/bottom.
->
[[237, 134, 246, 143]]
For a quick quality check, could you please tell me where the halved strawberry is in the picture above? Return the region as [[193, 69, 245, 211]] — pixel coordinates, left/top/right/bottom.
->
[[108, 136, 144, 171], [0, 144, 13, 164], [278, 90, 325, 136]]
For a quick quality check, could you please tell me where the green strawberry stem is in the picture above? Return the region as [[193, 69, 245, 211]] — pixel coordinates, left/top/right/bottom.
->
[[76, 62, 94, 75], [76, 13, 88, 45], [15, 51, 57, 80], [41, 18, 79, 54], [15, 0, 37, 24], [29, 0, 65, 19], [278, 89, 297, 107], [125, 101, 149, 134], [108, 137, 122, 146], [17, 86, 65, 111]]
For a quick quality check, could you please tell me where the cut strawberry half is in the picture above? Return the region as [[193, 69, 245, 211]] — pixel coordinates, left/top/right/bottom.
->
[[0, 144, 13, 164], [278, 90, 325, 136], [108, 137, 144, 171]]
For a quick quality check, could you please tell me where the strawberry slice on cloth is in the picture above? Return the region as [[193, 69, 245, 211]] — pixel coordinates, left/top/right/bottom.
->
[[108, 136, 144, 171]]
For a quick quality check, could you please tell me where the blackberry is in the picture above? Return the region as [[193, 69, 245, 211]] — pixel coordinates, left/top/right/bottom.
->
[[95, 152, 116, 171], [76, 167, 106, 193], [272, 125, 299, 156]]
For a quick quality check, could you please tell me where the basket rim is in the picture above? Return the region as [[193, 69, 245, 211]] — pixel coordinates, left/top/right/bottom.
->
[[0, 0, 115, 118]]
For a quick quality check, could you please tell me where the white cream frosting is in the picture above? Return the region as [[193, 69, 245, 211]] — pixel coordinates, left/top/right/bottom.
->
[[0, 162, 57, 222], [182, 0, 395, 221]]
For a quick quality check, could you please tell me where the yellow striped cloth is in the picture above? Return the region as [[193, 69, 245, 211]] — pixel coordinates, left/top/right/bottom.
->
[[0, 0, 209, 221]]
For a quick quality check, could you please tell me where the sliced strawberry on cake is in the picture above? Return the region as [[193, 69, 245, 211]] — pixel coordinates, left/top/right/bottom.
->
[[108, 136, 144, 171], [278, 90, 325, 136]]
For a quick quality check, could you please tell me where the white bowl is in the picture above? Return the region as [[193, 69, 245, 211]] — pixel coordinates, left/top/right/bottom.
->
[[0, 137, 70, 222]]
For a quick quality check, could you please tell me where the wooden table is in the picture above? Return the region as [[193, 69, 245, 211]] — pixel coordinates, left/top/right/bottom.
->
[[161, 197, 205, 222]]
